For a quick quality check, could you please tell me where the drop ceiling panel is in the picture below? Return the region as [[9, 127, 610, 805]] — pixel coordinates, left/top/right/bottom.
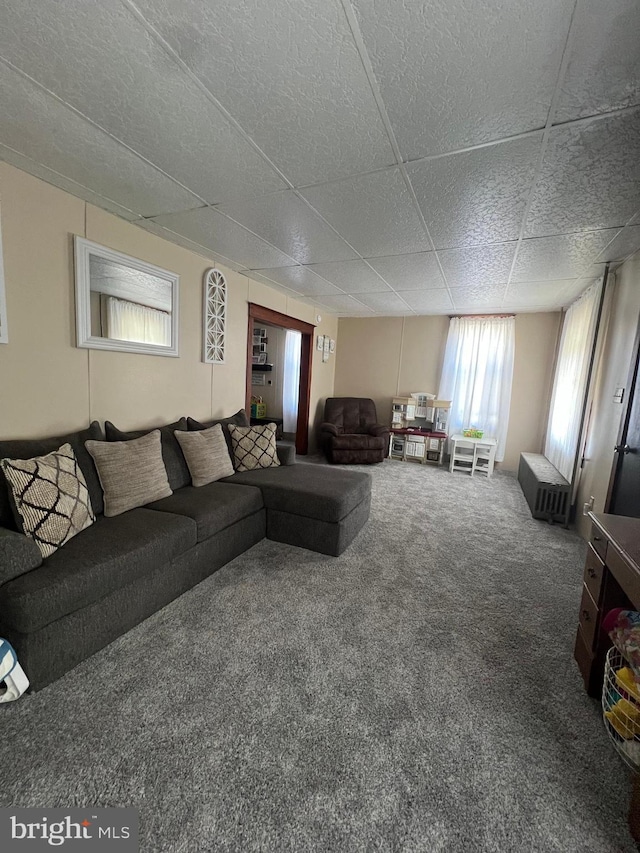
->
[[131, 0, 395, 185], [595, 224, 640, 263], [217, 192, 357, 265], [0, 64, 200, 217], [406, 136, 542, 249], [366, 252, 446, 291], [302, 293, 374, 314], [248, 266, 344, 297], [135, 218, 245, 270], [525, 112, 640, 238], [0, 0, 288, 204], [504, 281, 576, 309], [304, 260, 390, 294], [554, 0, 640, 123], [352, 0, 573, 160], [449, 284, 507, 309], [398, 290, 453, 313], [301, 169, 431, 258], [149, 208, 297, 270], [0, 144, 141, 221], [513, 230, 620, 281], [438, 243, 516, 289], [355, 291, 413, 314]]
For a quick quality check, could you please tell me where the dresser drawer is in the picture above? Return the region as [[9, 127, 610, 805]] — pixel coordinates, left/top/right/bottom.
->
[[584, 544, 605, 602], [590, 524, 608, 561], [578, 585, 599, 651], [574, 627, 594, 688]]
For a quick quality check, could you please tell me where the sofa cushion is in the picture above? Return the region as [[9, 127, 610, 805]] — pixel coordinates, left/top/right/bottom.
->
[[188, 409, 250, 455], [146, 482, 263, 543], [223, 464, 370, 523], [0, 422, 104, 528], [175, 424, 234, 487], [330, 434, 387, 451], [1, 443, 96, 558], [86, 431, 172, 517], [105, 418, 190, 491], [228, 423, 280, 472], [0, 508, 196, 634]]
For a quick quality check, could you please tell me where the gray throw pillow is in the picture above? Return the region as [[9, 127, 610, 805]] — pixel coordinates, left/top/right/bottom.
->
[[174, 424, 234, 487], [228, 423, 281, 472], [0, 443, 96, 558], [85, 430, 172, 517]]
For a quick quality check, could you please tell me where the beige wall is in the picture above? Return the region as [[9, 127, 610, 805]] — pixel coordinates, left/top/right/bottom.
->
[[575, 260, 640, 537], [334, 313, 560, 471], [0, 163, 337, 449]]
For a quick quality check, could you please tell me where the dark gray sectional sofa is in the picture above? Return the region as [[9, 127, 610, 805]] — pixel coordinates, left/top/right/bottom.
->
[[0, 415, 371, 691]]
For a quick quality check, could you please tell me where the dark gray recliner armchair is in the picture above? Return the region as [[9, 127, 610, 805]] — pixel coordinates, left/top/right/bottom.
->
[[319, 397, 389, 464]]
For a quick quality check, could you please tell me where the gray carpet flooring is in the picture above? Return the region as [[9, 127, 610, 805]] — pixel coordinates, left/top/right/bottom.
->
[[0, 459, 636, 852]]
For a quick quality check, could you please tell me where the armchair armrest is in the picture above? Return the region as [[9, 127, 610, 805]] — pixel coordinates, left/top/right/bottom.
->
[[0, 528, 43, 585], [276, 441, 296, 466], [368, 424, 390, 437], [320, 423, 339, 436]]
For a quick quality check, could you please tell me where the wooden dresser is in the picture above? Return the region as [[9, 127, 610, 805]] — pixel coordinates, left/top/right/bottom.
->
[[575, 512, 640, 697]]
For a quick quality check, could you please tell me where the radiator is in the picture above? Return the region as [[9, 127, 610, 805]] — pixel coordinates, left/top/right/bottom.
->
[[518, 452, 570, 525]]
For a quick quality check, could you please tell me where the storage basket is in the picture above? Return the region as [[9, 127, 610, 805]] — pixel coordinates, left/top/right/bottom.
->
[[602, 645, 640, 772]]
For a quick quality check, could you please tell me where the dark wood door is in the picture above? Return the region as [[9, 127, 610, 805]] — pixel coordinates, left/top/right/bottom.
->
[[608, 320, 640, 517]]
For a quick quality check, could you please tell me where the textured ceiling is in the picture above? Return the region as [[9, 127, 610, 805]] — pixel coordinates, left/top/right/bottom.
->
[[0, 0, 639, 316]]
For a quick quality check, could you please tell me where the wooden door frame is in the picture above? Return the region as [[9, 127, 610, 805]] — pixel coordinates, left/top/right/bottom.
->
[[605, 313, 640, 511], [246, 303, 315, 455]]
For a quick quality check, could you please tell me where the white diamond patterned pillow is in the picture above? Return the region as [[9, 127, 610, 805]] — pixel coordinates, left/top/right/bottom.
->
[[0, 443, 96, 558], [228, 423, 281, 472]]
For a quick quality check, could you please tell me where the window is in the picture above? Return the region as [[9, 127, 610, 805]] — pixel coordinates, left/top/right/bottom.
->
[[438, 316, 515, 461], [545, 280, 602, 481]]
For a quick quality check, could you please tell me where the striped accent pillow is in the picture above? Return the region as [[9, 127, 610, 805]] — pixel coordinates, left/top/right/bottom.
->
[[0, 443, 95, 558]]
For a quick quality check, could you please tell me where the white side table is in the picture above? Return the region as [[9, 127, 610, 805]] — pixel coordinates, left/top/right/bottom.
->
[[449, 435, 497, 477]]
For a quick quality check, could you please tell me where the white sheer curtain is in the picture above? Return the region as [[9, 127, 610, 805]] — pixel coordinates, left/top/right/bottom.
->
[[438, 316, 515, 461], [282, 330, 301, 433], [545, 280, 602, 481], [106, 296, 171, 346]]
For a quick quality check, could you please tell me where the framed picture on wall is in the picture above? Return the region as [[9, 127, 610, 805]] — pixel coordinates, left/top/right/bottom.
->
[[322, 334, 330, 363], [317, 334, 324, 351], [329, 339, 335, 353]]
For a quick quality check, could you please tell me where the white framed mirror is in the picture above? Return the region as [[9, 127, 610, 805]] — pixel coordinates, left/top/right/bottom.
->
[[74, 237, 179, 357]]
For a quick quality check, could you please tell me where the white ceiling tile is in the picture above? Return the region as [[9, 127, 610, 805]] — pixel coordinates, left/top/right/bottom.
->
[[248, 266, 343, 297], [450, 284, 507, 309], [355, 291, 414, 314], [525, 112, 640, 237], [561, 279, 601, 305], [407, 136, 543, 249], [301, 169, 431, 258], [130, 0, 395, 185], [438, 243, 516, 289], [149, 208, 297, 270], [366, 252, 446, 291], [0, 144, 141, 221], [504, 281, 577, 309], [554, 0, 640, 123], [352, 0, 573, 159], [134, 219, 244, 269], [0, 64, 200, 217], [303, 294, 374, 314], [0, 0, 287, 203], [217, 192, 357, 265], [513, 230, 620, 281], [594, 225, 640, 263], [396, 290, 453, 313], [304, 260, 390, 294]]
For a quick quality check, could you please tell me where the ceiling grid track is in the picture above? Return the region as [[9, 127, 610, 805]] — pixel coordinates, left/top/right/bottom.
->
[[340, 0, 454, 313], [501, 0, 580, 306]]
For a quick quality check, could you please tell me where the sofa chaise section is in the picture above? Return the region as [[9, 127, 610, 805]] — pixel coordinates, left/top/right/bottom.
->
[[223, 464, 372, 556]]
